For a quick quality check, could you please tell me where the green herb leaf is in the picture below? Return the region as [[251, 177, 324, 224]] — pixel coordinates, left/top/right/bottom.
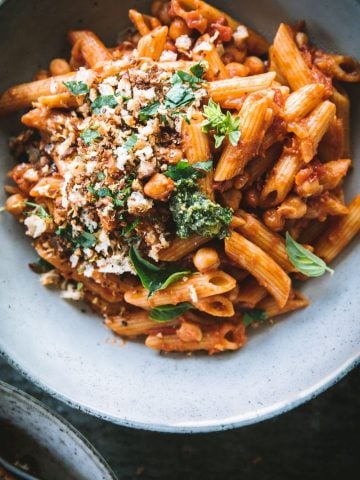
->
[[63, 81, 89, 96], [149, 302, 193, 321], [164, 159, 212, 182], [24, 201, 50, 219], [97, 172, 105, 181], [75, 231, 97, 249], [121, 219, 140, 237], [285, 232, 334, 277], [139, 101, 160, 122], [243, 309, 267, 327], [29, 257, 53, 274], [96, 187, 113, 198], [77, 282, 84, 291], [124, 133, 138, 152], [190, 62, 205, 79], [129, 246, 192, 297], [165, 83, 195, 109], [91, 95, 118, 114], [202, 99, 241, 148], [80, 128, 101, 145]]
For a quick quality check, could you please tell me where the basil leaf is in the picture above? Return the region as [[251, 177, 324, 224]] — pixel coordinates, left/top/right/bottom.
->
[[80, 128, 101, 145], [63, 80, 89, 96], [190, 62, 205, 79], [124, 133, 138, 152], [165, 84, 195, 109], [164, 159, 212, 182], [149, 302, 193, 321], [243, 309, 267, 327], [139, 101, 160, 121], [29, 257, 53, 274], [285, 232, 334, 277], [91, 95, 118, 114], [129, 246, 192, 297]]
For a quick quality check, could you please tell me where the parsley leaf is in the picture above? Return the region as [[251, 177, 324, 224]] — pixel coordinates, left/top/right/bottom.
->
[[165, 83, 195, 109], [24, 201, 50, 219], [124, 133, 138, 152], [91, 95, 118, 114], [97, 172, 105, 181], [243, 309, 267, 327], [121, 219, 140, 238], [202, 99, 241, 148], [75, 231, 97, 248], [164, 159, 212, 182], [129, 246, 192, 297], [63, 80, 89, 96], [285, 232, 334, 277], [80, 128, 101, 145], [139, 101, 160, 122], [190, 62, 205, 79], [149, 302, 193, 321]]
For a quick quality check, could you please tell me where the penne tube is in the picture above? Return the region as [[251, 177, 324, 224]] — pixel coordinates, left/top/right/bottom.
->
[[297, 219, 329, 245], [214, 96, 272, 181], [260, 143, 303, 207], [331, 87, 351, 157], [233, 210, 296, 272], [257, 291, 309, 318], [284, 83, 325, 121], [145, 321, 246, 353], [235, 277, 268, 308], [243, 142, 282, 187], [29, 176, 63, 199], [268, 46, 289, 85], [158, 234, 209, 261], [68, 30, 112, 67], [194, 294, 235, 317], [37, 92, 80, 109], [314, 195, 360, 263], [129, 9, 161, 36], [193, 34, 229, 80], [206, 72, 276, 102], [181, 113, 214, 199], [225, 231, 291, 307], [105, 311, 179, 337], [272, 23, 314, 90], [124, 271, 237, 309], [137, 26, 168, 60], [303, 100, 336, 161]]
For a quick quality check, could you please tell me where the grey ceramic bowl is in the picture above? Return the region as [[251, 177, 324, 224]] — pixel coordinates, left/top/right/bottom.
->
[[0, 381, 116, 480], [0, 0, 359, 433]]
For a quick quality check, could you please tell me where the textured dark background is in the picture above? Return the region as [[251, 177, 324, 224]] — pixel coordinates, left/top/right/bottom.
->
[[0, 358, 358, 480]]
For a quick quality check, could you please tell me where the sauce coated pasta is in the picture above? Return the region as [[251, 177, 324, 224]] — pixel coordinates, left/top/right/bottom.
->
[[2, 0, 360, 354]]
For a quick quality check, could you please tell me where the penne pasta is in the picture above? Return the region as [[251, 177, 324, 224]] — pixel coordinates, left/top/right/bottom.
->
[[105, 311, 179, 337], [137, 26, 168, 60]]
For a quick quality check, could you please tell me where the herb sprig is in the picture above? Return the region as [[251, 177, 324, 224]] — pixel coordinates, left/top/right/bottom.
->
[[63, 81, 89, 96], [149, 303, 193, 321], [243, 309, 267, 327], [202, 99, 241, 148]]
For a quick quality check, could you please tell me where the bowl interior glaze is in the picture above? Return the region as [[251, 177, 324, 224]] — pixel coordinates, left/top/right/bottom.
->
[[0, 0, 359, 432]]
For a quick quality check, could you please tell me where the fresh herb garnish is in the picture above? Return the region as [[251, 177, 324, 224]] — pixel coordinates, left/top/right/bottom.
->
[[76, 282, 84, 291], [190, 62, 205, 79], [129, 246, 192, 297], [202, 99, 241, 148], [149, 302, 193, 321], [285, 232, 334, 277], [97, 172, 105, 181], [88, 184, 113, 198], [170, 62, 205, 88], [91, 95, 118, 114], [243, 309, 267, 327], [124, 133, 138, 152], [139, 101, 160, 122], [80, 128, 101, 145], [164, 159, 212, 182], [24, 201, 50, 219], [56, 225, 96, 249], [63, 81, 89, 96], [121, 219, 140, 237], [29, 257, 53, 274], [165, 83, 195, 109]]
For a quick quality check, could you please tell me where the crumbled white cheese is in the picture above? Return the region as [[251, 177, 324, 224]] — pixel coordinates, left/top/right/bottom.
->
[[97, 253, 135, 275], [102, 75, 118, 86], [70, 253, 80, 268], [233, 25, 249, 47], [136, 145, 153, 161], [76, 67, 93, 84], [98, 83, 114, 96], [40, 269, 60, 287], [24, 215, 47, 238], [188, 285, 198, 303], [138, 158, 156, 178], [23, 168, 38, 182], [83, 263, 94, 278], [116, 146, 131, 170], [60, 283, 84, 301], [137, 119, 158, 139], [50, 77, 57, 94], [127, 191, 153, 214], [175, 35, 192, 51], [85, 160, 97, 175], [133, 86, 156, 103], [159, 50, 178, 62], [56, 136, 73, 158], [193, 41, 212, 53], [80, 210, 98, 232], [116, 76, 132, 98], [95, 229, 111, 254]]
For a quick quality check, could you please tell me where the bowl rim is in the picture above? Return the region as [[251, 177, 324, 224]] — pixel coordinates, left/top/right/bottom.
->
[[1, 349, 358, 433], [0, 379, 117, 478]]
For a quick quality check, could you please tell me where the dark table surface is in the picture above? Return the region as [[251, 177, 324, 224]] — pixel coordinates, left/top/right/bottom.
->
[[0, 357, 358, 480]]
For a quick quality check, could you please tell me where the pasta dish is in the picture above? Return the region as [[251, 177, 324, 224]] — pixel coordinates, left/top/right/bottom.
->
[[1, 0, 360, 354]]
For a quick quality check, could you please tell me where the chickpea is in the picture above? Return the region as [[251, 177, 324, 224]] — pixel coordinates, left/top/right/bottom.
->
[[5, 193, 25, 216], [222, 46, 246, 64], [169, 17, 191, 41], [49, 58, 71, 76], [225, 62, 250, 78], [144, 173, 175, 201], [167, 147, 183, 164], [193, 247, 220, 273], [244, 56, 265, 75]]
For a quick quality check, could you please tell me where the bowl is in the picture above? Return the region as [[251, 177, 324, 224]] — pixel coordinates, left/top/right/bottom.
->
[[0, 0, 359, 432], [0, 381, 116, 480]]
